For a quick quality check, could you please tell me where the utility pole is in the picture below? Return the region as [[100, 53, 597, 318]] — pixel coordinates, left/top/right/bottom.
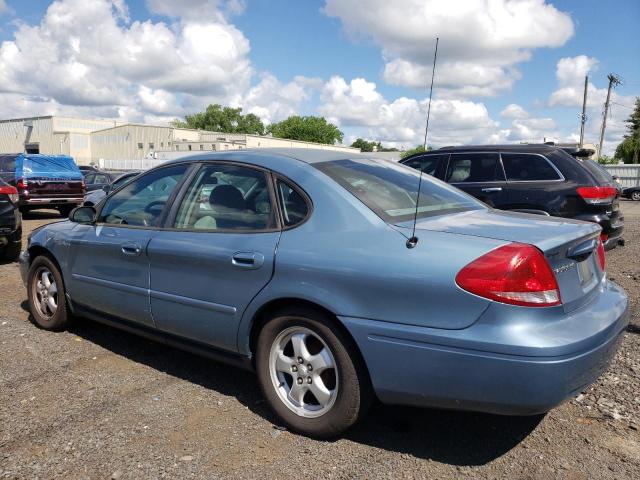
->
[[579, 75, 588, 148], [597, 73, 621, 158]]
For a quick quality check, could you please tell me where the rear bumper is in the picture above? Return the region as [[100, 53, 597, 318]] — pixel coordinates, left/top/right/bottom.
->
[[573, 211, 624, 251], [341, 280, 628, 415], [19, 197, 83, 208]]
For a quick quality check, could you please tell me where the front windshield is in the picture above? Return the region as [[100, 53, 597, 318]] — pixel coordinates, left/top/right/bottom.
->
[[315, 158, 483, 222]]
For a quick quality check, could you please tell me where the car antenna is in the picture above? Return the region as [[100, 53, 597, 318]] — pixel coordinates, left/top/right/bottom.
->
[[407, 37, 439, 249]]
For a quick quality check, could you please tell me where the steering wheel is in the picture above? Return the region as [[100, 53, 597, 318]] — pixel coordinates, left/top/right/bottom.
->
[[144, 200, 166, 214]]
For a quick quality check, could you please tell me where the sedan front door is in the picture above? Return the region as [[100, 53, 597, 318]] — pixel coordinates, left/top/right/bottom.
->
[[66, 164, 190, 327], [147, 163, 281, 351]]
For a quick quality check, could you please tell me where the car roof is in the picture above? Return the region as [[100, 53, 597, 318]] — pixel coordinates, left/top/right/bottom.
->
[[433, 144, 561, 154], [164, 148, 364, 166]]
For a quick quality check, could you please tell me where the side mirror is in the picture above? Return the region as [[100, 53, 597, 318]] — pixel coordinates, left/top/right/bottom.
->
[[70, 206, 96, 224], [102, 184, 110, 193]]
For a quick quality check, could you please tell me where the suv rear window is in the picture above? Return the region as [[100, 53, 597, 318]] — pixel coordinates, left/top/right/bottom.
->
[[501, 153, 561, 181], [315, 158, 482, 222], [578, 158, 614, 184]]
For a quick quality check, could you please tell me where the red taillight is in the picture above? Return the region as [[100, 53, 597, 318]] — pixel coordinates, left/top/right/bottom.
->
[[16, 178, 28, 190], [576, 186, 617, 205], [456, 243, 561, 307], [596, 237, 606, 271], [0, 185, 19, 204]]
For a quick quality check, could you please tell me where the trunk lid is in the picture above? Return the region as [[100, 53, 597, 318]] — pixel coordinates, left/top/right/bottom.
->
[[394, 209, 603, 312], [24, 178, 85, 198]]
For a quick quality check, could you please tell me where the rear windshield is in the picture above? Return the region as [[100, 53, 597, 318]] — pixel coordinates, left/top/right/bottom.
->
[[578, 159, 614, 184], [21, 156, 82, 179], [315, 158, 483, 222]]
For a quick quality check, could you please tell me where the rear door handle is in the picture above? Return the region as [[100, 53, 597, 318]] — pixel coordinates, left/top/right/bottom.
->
[[121, 242, 142, 256], [232, 251, 265, 270], [481, 187, 502, 193]]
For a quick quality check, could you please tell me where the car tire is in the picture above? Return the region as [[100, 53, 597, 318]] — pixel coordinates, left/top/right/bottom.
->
[[631, 191, 640, 202], [255, 306, 372, 438], [1, 240, 22, 263], [27, 255, 72, 331]]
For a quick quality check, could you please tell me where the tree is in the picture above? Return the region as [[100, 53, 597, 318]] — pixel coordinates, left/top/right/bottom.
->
[[267, 116, 343, 144], [350, 138, 400, 152], [171, 104, 265, 135], [614, 97, 640, 164], [400, 145, 432, 159], [350, 138, 378, 152]]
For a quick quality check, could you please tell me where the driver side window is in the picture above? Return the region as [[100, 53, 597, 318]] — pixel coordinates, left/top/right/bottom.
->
[[98, 165, 188, 227]]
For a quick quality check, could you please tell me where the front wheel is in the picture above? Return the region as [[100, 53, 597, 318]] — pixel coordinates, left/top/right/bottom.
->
[[631, 191, 640, 202], [255, 307, 371, 438], [27, 256, 72, 331]]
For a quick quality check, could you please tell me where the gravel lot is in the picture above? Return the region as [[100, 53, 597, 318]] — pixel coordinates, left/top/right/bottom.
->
[[1, 204, 639, 479]]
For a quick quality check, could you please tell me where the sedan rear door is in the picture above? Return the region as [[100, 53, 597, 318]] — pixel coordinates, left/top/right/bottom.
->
[[147, 163, 281, 352], [444, 152, 508, 207]]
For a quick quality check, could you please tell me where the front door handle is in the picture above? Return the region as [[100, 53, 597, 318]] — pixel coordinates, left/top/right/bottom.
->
[[481, 187, 502, 193], [121, 242, 142, 256], [232, 251, 265, 270]]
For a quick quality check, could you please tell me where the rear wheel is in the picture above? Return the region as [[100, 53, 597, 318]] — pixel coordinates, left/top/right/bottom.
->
[[27, 256, 71, 331], [255, 307, 371, 438], [631, 191, 640, 202]]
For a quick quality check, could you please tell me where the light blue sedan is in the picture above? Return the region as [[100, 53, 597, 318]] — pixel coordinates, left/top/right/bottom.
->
[[20, 149, 628, 438]]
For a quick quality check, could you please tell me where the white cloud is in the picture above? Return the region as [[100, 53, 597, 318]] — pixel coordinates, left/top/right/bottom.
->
[[324, 0, 574, 97], [0, 0, 9, 14], [241, 73, 321, 124], [500, 104, 529, 119], [0, 0, 253, 121], [318, 76, 499, 147], [546, 55, 637, 154]]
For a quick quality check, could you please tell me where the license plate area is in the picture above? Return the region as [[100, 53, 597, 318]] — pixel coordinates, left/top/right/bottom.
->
[[577, 256, 595, 287]]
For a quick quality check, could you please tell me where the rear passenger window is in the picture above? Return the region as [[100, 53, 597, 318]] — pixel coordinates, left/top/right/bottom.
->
[[502, 153, 561, 181], [276, 179, 309, 227], [446, 153, 504, 183], [174, 164, 275, 231], [403, 154, 446, 176]]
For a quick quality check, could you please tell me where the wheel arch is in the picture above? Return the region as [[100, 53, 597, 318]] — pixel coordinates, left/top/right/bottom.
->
[[247, 297, 373, 391]]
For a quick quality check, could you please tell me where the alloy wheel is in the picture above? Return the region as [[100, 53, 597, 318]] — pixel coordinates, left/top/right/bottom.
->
[[268, 326, 338, 418], [33, 267, 58, 319]]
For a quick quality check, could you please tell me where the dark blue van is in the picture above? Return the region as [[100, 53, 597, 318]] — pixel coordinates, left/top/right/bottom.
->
[[0, 154, 85, 217]]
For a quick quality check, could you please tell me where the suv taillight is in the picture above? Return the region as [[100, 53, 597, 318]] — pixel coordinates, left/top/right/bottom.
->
[[576, 186, 617, 205], [455, 243, 561, 307], [0, 185, 19, 204], [16, 178, 28, 190], [596, 237, 606, 271]]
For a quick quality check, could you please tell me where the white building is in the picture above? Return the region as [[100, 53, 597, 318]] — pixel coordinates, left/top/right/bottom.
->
[[0, 115, 360, 168]]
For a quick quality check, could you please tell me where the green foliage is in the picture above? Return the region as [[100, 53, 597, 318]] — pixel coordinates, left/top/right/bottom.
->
[[613, 97, 640, 164], [350, 138, 399, 152], [400, 145, 432, 159], [615, 136, 639, 164], [597, 155, 618, 165], [171, 104, 265, 135], [267, 116, 344, 144]]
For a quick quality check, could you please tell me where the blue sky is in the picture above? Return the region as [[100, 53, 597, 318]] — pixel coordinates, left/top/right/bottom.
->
[[0, 0, 638, 153]]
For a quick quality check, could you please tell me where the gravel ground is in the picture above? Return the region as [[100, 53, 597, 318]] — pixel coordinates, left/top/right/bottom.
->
[[1, 204, 639, 480]]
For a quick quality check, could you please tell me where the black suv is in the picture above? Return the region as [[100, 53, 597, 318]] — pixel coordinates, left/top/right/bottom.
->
[[0, 178, 21, 262], [400, 145, 624, 250]]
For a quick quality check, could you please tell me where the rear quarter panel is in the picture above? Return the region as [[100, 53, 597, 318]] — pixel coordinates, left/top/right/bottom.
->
[[236, 160, 501, 353]]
